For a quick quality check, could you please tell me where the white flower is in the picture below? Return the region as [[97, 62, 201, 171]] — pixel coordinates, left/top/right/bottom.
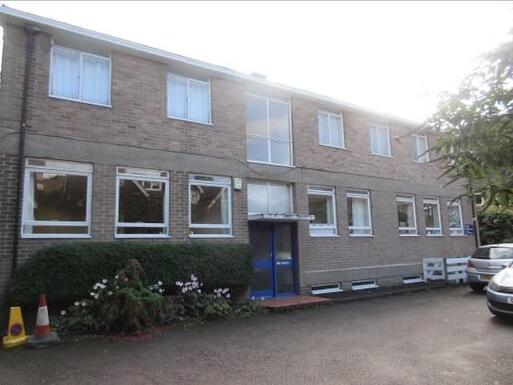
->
[[60, 310, 66, 316], [182, 287, 187, 293], [226, 293, 231, 299], [81, 301, 87, 307], [158, 289, 163, 293], [93, 284, 98, 290], [115, 286, 119, 290], [115, 275, 119, 279], [74, 301, 80, 307], [251, 296, 256, 300], [197, 289, 201, 293], [260, 297, 265, 301], [90, 292, 95, 297], [175, 281, 182, 287], [191, 274, 197, 281], [158, 281, 163, 286], [102, 279, 108, 284], [223, 288, 229, 293], [107, 291, 113, 296]]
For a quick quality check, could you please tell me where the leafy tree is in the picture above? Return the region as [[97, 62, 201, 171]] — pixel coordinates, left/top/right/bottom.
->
[[426, 33, 513, 210]]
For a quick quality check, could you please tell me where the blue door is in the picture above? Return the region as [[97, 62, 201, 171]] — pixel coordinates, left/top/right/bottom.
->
[[249, 223, 296, 298]]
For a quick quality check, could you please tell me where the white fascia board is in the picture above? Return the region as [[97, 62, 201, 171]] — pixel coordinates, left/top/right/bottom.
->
[[0, 5, 421, 128]]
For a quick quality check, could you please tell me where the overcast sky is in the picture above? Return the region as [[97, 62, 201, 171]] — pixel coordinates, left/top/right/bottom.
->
[[1, 1, 512, 122]]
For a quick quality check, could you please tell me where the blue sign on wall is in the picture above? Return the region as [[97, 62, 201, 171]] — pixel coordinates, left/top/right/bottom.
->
[[464, 224, 475, 236]]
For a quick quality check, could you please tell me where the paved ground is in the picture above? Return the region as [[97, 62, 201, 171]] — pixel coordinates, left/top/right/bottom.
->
[[1, 286, 512, 385]]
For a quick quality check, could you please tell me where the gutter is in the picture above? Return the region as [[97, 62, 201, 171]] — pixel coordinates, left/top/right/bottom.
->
[[12, 24, 39, 271]]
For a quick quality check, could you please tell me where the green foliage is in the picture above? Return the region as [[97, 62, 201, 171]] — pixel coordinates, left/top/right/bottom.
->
[[56, 260, 175, 334], [233, 299, 265, 318], [8, 242, 253, 306], [427, 34, 513, 207], [479, 209, 513, 245]]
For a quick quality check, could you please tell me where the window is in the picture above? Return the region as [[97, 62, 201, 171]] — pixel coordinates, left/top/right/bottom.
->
[[423, 197, 442, 235], [247, 182, 292, 215], [318, 111, 344, 148], [412, 135, 429, 163], [472, 247, 513, 260], [115, 167, 169, 238], [246, 94, 292, 166], [448, 199, 464, 236], [347, 190, 373, 236], [50, 46, 111, 106], [189, 175, 232, 237], [369, 123, 391, 156], [308, 186, 337, 236], [167, 73, 211, 124], [22, 159, 92, 238], [397, 195, 417, 235]]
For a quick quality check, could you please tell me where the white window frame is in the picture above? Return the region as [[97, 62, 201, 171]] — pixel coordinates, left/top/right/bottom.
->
[[247, 182, 293, 215], [246, 93, 294, 167], [49, 45, 112, 107], [423, 197, 442, 236], [166, 73, 212, 124], [22, 159, 93, 239], [448, 199, 464, 236], [397, 195, 418, 236], [412, 134, 430, 163], [318, 111, 345, 149], [308, 186, 338, 237], [347, 190, 373, 237], [188, 174, 233, 238], [115, 167, 169, 239], [369, 123, 392, 157]]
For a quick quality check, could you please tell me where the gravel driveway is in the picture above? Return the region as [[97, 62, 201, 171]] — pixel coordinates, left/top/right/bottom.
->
[[0, 286, 511, 385]]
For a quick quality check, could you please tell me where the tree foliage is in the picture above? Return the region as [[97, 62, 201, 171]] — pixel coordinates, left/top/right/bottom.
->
[[427, 34, 513, 209]]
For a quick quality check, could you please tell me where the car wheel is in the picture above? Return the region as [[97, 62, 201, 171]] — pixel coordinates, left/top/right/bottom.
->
[[470, 283, 485, 292]]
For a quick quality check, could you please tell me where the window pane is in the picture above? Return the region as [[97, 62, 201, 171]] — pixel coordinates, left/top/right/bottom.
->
[[276, 267, 294, 293], [23, 225, 89, 235], [329, 115, 342, 147], [370, 126, 380, 154], [397, 201, 415, 228], [247, 136, 269, 162], [275, 224, 292, 261], [270, 140, 290, 165], [248, 183, 268, 214], [309, 194, 331, 224], [424, 202, 440, 229], [246, 95, 268, 136], [348, 197, 369, 227], [168, 76, 187, 119], [81, 54, 110, 105], [118, 179, 165, 223], [51, 48, 80, 99], [318, 113, 330, 145], [380, 127, 390, 155], [449, 204, 462, 229], [269, 185, 291, 214], [269, 100, 290, 140], [189, 228, 231, 235], [189, 80, 210, 123], [31, 172, 88, 222], [117, 227, 166, 235], [191, 185, 229, 225]]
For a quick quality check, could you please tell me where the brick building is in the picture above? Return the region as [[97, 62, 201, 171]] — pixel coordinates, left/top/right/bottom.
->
[[0, 7, 475, 301]]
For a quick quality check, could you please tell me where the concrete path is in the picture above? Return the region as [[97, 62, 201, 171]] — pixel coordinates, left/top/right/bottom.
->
[[0, 286, 511, 385]]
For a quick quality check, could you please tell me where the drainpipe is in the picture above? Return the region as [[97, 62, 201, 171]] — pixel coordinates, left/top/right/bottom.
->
[[12, 24, 39, 272]]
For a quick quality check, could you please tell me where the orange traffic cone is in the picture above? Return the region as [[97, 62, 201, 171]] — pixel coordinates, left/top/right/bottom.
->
[[27, 294, 59, 348]]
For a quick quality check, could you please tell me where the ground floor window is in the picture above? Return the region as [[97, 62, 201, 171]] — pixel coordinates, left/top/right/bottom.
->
[[22, 159, 92, 238], [397, 195, 417, 235], [189, 174, 232, 237], [347, 190, 373, 236], [247, 182, 292, 215], [448, 199, 464, 236], [308, 186, 337, 236], [423, 197, 442, 235], [115, 167, 169, 238]]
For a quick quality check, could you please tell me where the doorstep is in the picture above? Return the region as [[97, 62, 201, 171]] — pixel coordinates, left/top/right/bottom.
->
[[262, 295, 332, 312]]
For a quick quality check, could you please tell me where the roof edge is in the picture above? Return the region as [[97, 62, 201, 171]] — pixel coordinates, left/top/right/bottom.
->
[[0, 5, 422, 127]]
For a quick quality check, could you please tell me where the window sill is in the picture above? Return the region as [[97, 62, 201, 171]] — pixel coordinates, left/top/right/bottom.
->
[[399, 234, 420, 237], [49, 94, 112, 108], [349, 234, 375, 238], [189, 235, 234, 239], [115, 234, 170, 239], [247, 160, 296, 168], [21, 234, 92, 239], [167, 115, 213, 126], [370, 152, 393, 158], [309, 234, 340, 238], [449, 234, 468, 237], [412, 160, 430, 165], [426, 234, 444, 237], [320, 144, 347, 150]]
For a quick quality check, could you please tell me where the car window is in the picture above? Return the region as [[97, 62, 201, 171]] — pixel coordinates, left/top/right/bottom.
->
[[472, 247, 513, 259]]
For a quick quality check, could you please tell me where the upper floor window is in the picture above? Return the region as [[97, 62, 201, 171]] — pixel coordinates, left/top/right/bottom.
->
[[423, 197, 442, 235], [246, 94, 292, 166], [308, 186, 337, 236], [397, 195, 417, 235], [189, 174, 232, 238], [247, 182, 292, 215], [22, 159, 92, 238], [369, 123, 391, 157], [50, 46, 111, 106], [167, 73, 211, 124], [448, 199, 464, 236], [412, 135, 429, 163], [347, 190, 373, 236], [318, 111, 344, 148]]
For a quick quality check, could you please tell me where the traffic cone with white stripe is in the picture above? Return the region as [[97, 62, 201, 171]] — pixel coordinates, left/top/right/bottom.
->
[[27, 294, 59, 348]]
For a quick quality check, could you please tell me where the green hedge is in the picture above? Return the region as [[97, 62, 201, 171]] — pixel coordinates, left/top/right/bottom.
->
[[8, 242, 253, 306], [479, 210, 513, 245]]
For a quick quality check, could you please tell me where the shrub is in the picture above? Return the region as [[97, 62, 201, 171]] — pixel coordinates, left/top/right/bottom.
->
[[479, 210, 513, 245], [56, 259, 175, 334], [8, 242, 253, 306]]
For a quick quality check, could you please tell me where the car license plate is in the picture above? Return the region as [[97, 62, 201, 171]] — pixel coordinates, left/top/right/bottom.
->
[[480, 274, 493, 281], [507, 297, 513, 305]]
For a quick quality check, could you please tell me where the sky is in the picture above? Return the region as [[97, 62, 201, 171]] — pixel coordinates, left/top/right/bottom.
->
[[1, 1, 512, 122]]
